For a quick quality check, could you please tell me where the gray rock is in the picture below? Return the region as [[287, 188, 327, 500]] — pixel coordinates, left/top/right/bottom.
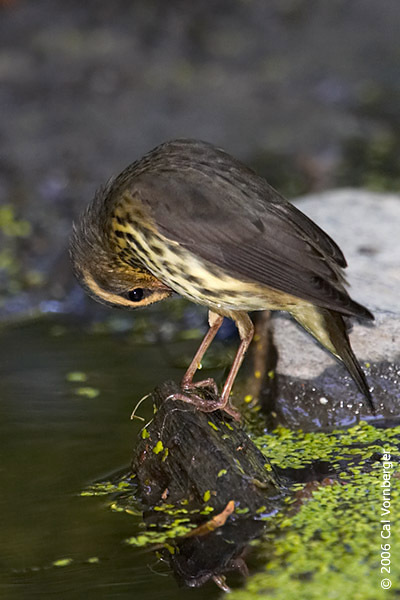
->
[[268, 190, 400, 429]]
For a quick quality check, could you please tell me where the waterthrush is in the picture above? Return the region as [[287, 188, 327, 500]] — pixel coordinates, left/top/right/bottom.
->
[[70, 139, 374, 418]]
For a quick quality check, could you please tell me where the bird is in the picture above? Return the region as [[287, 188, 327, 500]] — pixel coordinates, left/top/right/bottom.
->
[[70, 138, 374, 418]]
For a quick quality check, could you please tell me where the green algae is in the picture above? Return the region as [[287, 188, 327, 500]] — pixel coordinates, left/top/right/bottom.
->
[[141, 427, 150, 439], [81, 420, 399, 598], [153, 440, 164, 454], [75, 386, 99, 399], [80, 474, 136, 497], [125, 505, 200, 548], [254, 421, 399, 469], [126, 520, 195, 548], [208, 420, 219, 431], [203, 490, 211, 502], [66, 371, 87, 383], [230, 422, 400, 600], [66, 370, 100, 399], [52, 558, 73, 568], [199, 506, 215, 515]]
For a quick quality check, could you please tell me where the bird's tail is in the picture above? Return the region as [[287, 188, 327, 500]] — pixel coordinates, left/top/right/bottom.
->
[[290, 303, 375, 413]]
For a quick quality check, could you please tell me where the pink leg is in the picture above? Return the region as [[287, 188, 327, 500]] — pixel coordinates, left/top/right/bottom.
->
[[181, 311, 224, 392], [220, 315, 254, 406], [169, 312, 254, 420]]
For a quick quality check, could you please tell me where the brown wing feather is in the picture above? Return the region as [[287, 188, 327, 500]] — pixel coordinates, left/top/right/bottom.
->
[[115, 139, 372, 319]]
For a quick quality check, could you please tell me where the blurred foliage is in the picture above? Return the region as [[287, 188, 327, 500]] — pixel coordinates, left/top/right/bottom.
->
[[0, 205, 31, 238], [0, 204, 33, 300], [339, 85, 400, 191], [339, 133, 400, 191]]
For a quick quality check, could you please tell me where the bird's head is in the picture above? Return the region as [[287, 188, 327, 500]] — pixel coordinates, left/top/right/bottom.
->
[[69, 190, 172, 310]]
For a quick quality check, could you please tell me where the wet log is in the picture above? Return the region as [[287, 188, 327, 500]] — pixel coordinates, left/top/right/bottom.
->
[[132, 380, 283, 589]]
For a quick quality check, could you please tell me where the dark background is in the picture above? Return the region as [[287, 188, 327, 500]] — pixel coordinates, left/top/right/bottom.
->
[[1, 0, 400, 318]]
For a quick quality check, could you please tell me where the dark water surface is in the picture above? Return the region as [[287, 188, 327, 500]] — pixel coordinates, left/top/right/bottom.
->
[[0, 316, 218, 599]]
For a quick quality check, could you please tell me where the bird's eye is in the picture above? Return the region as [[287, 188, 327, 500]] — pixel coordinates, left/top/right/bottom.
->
[[127, 288, 145, 302]]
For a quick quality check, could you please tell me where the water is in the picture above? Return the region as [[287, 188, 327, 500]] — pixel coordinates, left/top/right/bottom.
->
[[0, 316, 219, 599], [2, 314, 398, 599]]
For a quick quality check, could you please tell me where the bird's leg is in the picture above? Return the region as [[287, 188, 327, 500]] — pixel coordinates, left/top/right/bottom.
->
[[169, 312, 254, 421], [180, 311, 224, 394], [167, 311, 227, 413], [219, 313, 254, 411]]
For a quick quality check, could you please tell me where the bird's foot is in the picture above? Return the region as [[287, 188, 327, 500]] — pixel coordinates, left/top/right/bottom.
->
[[181, 377, 219, 395], [167, 388, 241, 421]]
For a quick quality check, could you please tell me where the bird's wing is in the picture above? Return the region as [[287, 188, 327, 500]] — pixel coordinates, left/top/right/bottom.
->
[[130, 164, 369, 318]]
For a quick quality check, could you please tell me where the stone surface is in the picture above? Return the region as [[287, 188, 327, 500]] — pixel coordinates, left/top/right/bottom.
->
[[268, 190, 400, 427]]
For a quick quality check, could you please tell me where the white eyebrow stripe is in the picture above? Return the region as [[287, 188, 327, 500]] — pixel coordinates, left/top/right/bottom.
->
[[81, 269, 171, 307], [82, 270, 133, 306]]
